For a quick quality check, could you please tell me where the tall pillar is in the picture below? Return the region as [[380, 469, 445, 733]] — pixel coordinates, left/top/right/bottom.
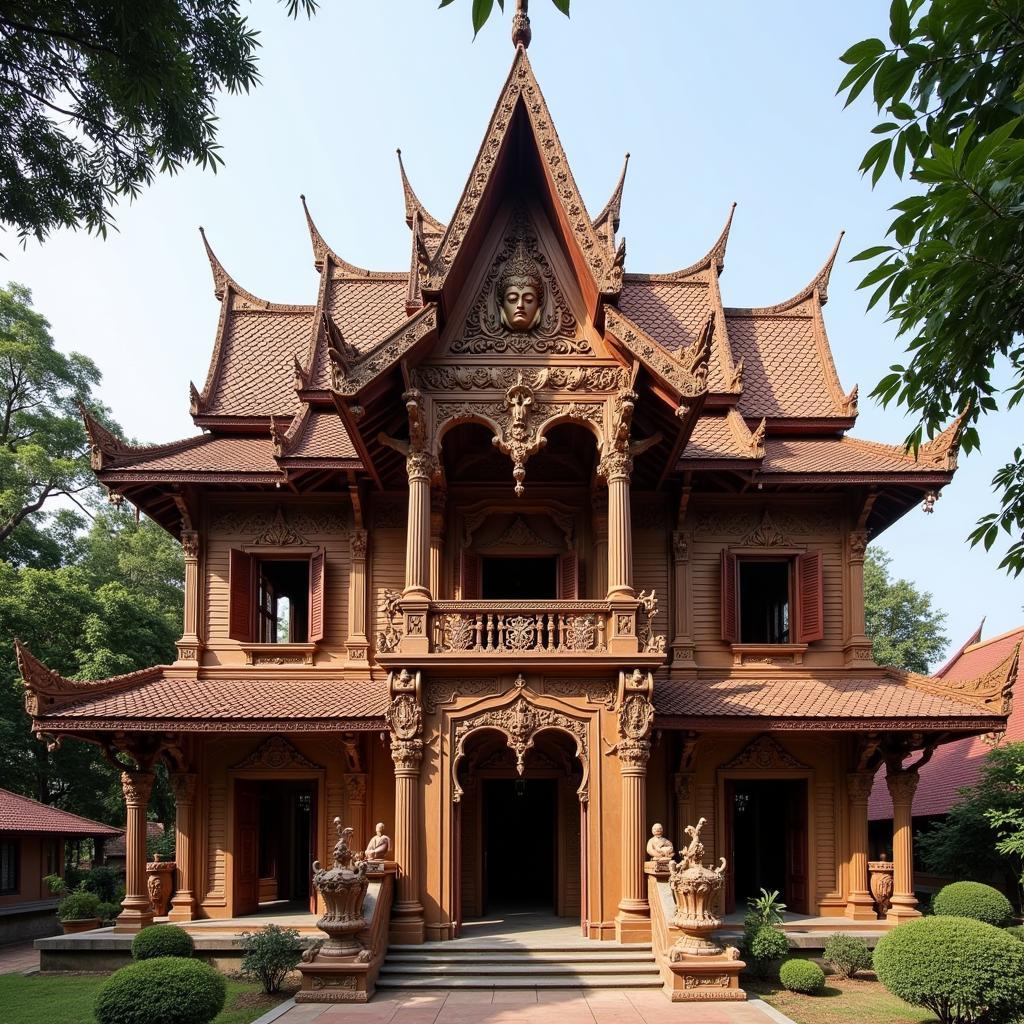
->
[[670, 530, 695, 669], [404, 452, 434, 599], [591, 492, 608, 599], [845, 771, 877, 920], [844, 530, 872, 664], [615, 673, 654, 943], [346, 529, 369, 663], [885, 768, 921, 921], [168, 772, 197, 922], [115, 770, 155, 932], [387, 670, 425, 944], [600, 451, 634, 598], [176, 531, 202, 664], [345, 774, 368, 854], [429, 491, 446, 599]]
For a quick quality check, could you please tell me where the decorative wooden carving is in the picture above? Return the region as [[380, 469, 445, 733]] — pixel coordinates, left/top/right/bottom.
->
[[422, 678, 500, 714], [740, 510, 788, 548], [720, 735, 809, 771], [412, 365, 627, 393], [232, 736, 323, 771]]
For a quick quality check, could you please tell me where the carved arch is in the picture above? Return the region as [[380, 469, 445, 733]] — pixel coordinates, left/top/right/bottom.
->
[[451, 690, 591, 805], [431, 405, 505, 458]]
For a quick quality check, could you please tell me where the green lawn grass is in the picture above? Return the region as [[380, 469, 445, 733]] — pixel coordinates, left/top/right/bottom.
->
[[0, 973, 288, 1024], [747, 975, 934, 1024]]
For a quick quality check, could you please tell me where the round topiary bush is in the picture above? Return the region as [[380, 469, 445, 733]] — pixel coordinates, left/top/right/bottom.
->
[[822, 933, 872, 979], [873, 916, 1024, 1024], [131, 924, 195, 960], [745, 924, 790, 978], [1006, 924, 1024, 942], [931, 881, 1014, 927], [779, 958, 825, 994], [95, 957, 226, 1024]]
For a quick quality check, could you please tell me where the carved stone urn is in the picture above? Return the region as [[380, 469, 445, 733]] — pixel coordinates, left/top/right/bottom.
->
[[668, 818, 729, 958], [311, 818, 369, 959], [145, 855, 175, 918], [869, 859, 894, 917]]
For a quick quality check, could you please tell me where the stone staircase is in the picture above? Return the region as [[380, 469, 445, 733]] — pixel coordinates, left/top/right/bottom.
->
[[378, 940, 662, 990]]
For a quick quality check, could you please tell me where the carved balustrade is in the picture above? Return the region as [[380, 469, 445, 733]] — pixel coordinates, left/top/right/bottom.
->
[[431, 601, 609, 654]]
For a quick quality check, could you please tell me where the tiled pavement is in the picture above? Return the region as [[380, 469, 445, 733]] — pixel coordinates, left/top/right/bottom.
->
[[0, 941, 40, 975], [268, 989, 793, 1024]]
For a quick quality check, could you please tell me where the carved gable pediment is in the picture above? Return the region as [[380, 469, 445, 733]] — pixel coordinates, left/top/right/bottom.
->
[[232, 735, 323, 771], [720, 734, 809, 771]]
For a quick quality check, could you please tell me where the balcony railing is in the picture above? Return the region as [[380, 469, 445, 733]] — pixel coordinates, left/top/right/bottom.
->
[[430, 601, 609, 654]]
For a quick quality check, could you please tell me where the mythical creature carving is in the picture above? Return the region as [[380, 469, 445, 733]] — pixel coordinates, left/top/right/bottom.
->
[[668, 818, 730, 958], [310, 820, 369, 959], [375, 589, 402, 653], [637, 589, 666, 654]]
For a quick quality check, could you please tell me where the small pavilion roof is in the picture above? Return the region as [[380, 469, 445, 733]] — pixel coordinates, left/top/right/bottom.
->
[[0, 788, 122, 838]]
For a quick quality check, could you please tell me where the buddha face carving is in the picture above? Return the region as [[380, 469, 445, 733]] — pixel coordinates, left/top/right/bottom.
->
[[497, 240, 544, 332]]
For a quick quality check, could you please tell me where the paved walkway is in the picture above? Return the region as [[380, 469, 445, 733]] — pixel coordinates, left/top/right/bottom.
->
[[0, 941, 40, 974], [268, 990, 793, 1024]]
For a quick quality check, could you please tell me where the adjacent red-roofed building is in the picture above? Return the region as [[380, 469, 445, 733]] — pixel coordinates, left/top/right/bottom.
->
[[0, 788, 121, 943]]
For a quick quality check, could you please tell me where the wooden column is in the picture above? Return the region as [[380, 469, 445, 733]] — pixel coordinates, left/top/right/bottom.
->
[[346, 529, 369, 663], [115, 770, 155, 932], [601, 451, 634, 598], [176, 530, 202, 664], [346, 774, 368, 854], [591, 492, 608, 599], [429, 491, 446, 599], [404, 452, 434, 599], [885, 768, 921, 921], [845, 771, 877, 920], [670, 529, 695, 669], [168, 772, 197, 922], [844, 529, 873, 664]]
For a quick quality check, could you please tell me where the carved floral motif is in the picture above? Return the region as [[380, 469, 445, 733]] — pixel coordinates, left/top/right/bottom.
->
[[720, 735, 809, 771], [232, 736, 323, 771]]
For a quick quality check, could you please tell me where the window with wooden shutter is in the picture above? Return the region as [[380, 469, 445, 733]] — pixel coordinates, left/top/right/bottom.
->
[[228, 549, 254, 642], [720, 549, 738, 644], [308, 549, 325, 642], [558, 551, 578, 599], [460, 550, 481, 600], [795, 550, 824, 643]]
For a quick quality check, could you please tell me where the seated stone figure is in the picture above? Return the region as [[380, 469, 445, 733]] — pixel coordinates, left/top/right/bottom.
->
[[646, 822, 675, 865], [364, 822, 391, 862]]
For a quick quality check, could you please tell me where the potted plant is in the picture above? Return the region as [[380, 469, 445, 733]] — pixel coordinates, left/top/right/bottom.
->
[[56, 883, 103, 933]]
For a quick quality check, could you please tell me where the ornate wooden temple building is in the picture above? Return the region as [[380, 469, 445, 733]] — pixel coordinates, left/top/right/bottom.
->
[[16, 22, 1017, 954]]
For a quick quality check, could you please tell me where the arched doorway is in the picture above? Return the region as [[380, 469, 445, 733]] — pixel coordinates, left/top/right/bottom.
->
[[455, 728, 584, 931]]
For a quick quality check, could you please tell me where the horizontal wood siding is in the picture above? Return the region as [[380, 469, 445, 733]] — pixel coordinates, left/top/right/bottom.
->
[[371, 529, 406, 655]]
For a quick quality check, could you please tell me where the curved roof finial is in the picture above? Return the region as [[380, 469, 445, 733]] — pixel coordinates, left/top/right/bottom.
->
[[199, 225, 232, 301], [813, 230, 845, 306], [396, 149, 446, 233], [593, 153, 630, 240], [512, 0, 531, 49]]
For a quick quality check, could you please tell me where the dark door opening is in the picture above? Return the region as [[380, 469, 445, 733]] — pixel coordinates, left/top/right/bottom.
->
[[233, 779, 317, 916], [727, 779, 808, 914], [483, 778, 556, 913], [481, 556, 557, 600]]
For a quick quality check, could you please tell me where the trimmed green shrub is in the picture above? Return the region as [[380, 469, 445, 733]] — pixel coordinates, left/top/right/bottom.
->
[[743, 924, 789, 979], [931, 881, 1014, 927], [96, 901, 120, 925], [1006, 924, 1024, 941], [56, 884, 101, 921], [131, 924, 195, 960], [873, 916, 1024, 1024], [779, 958, 825, 994], [94, 957, 226, 1024], [822, 933, 872, 979], [240, 924, 304, 994]]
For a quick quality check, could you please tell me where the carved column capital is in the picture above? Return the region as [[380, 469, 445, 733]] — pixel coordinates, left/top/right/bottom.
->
[[345, 773, 367, 803], [846, 771, 875, 805], [618, 737, 651, 770], [180, 530, 200, 560], [169, 772, 197, 805], [598, 449, 633, 483], [390, 738, 424, 774], [121, 770, 155, 807], [848, 530, 868, 562], [350, 528, 368, 559], [672, 529, 689, 562], [674, 772, 694, 803], [406, 451, 439, 483], [885, 768, 919, 803]]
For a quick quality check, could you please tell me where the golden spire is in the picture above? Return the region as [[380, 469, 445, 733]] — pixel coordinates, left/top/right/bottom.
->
[[512, 0, 531, 49]]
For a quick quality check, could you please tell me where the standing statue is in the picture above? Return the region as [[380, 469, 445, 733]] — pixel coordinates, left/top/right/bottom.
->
[[364, 822, 391, 863]]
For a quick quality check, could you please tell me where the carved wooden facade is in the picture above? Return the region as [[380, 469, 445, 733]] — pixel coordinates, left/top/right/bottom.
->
[[17, 40, 1017, 948]]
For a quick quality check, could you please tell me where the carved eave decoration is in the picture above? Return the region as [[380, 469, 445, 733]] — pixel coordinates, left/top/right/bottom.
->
[[720, 734, 810, 771], [15, 639, 162, 718], [896, 642, 1019, 717], [231, 735, 324, 771], [419, 47, 620, 319]]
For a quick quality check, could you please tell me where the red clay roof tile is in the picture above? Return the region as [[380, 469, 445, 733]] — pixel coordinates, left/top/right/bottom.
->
[[0, 788, 122, 837]]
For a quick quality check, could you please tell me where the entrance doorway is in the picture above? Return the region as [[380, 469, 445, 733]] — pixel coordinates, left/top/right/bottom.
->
[[483, 778, 556, 912], [233, 779, 317, 916], [726, 779, 808, 914]]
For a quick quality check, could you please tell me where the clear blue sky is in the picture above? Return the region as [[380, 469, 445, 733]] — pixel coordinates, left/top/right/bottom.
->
[[8, 1, 1022, 661]]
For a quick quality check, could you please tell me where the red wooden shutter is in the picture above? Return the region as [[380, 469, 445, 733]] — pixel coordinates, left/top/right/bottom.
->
[[558, 552, 579, 599], [228, 549, 254, 642], [460, 550, 481, 599], [308, 549, 326, 642], [795, 550, 824, 643], [720, 549, 738, 644]]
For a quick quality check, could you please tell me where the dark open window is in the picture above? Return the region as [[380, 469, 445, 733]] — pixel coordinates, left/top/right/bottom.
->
[[229, 548, 325, 644], [739, 561, 790, 644], [0, 840, 19, 894], [481, 556, 558, 600]]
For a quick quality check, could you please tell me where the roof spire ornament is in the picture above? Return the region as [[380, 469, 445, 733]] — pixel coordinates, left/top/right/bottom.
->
[[512, 0, 531, 49]]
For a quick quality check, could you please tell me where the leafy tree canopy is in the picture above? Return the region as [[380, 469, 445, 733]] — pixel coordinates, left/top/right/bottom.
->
[[0, 0, 317, 245], [440, 0, 569, 40], [839, 0, 1024, 575], [864, 546, 948, 672]]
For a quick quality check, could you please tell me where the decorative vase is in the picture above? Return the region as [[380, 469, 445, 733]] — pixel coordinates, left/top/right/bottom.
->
[[868, 860, 894, 916], [311, 818, 369, 959], [668, 818, 729, 959], [146, 854, 176, 917]]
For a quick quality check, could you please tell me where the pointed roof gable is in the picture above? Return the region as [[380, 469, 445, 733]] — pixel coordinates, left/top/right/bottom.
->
[[420, 47, 622, 314], [593, 153, 629, 253]]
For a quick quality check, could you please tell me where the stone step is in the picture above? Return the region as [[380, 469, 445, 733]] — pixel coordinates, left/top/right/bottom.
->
[[389, 943, 652, 954], [380, 962, 659, 977], [385, 951, 656, 965], [376, 974, 664, 990]]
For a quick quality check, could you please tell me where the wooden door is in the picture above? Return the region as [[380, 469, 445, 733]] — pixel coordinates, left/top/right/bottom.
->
[[233, 781, 261, 917], [785, 781, 809, 914]]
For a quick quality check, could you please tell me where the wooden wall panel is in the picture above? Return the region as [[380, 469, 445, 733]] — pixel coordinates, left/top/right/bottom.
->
[[632, 521, 670, 646], [371, 528, 406, 652], [205, 783, 226, 900]]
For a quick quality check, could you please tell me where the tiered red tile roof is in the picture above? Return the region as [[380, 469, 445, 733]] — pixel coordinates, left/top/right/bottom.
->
[[869, 625, 1024, 820], [0, 788, 122, 838]]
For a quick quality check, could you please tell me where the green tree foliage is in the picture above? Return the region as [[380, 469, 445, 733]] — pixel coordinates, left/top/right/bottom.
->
[[863, 547, 948, 672], [918, 742, 1024, 910], [0, 283, 107, 551], [0, 1, 318, 245], [839, 0, 1024, 575], [440, 0, 569, 40]]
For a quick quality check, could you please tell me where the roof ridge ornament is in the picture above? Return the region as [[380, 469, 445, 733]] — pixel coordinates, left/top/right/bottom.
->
[[512, 0, 531, 49]]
